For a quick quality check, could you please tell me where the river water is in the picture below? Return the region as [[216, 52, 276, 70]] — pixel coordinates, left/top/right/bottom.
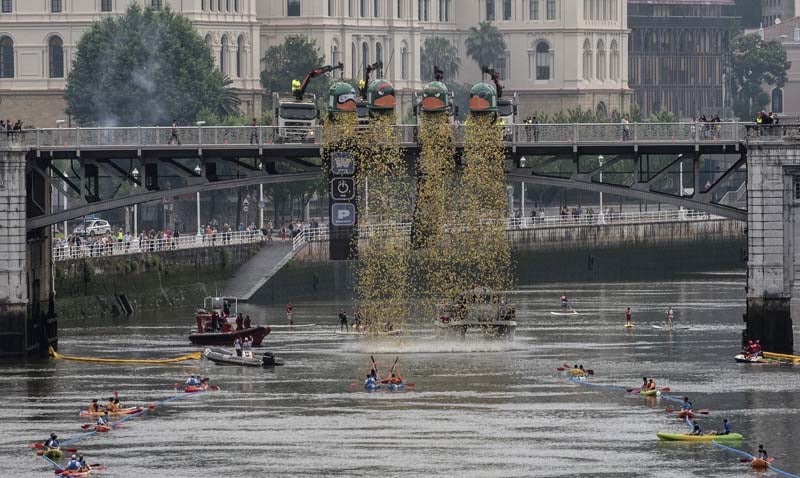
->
[[3, 272, 800, 477]]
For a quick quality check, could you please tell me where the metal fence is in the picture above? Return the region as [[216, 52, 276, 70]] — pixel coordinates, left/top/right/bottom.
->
[[1, 122, 756, 150], [291, 209, 720, 251], [52, 229, 267, 261]]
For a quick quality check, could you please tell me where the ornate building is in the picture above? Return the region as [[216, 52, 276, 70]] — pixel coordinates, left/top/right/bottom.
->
[[258, 0, 632, 118], [628, 0, 739, 119], [0, 0, 262, 127], [762, 0, 800, 26]]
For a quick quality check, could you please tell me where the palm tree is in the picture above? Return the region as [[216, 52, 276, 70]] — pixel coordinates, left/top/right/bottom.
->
[[464, 22, 506, 75], [420, 36, 461, 82], [218, 74, 242, 118]]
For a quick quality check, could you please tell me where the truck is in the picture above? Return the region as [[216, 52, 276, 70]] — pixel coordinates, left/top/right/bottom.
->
[[483, 67, 518, 140], [272, 62, 343, 143]]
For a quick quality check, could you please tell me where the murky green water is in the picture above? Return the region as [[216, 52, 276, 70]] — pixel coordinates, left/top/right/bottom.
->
[[3, 272, 800, 477]]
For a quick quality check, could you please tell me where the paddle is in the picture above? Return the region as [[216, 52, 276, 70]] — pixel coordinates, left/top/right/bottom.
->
[[371, 355, 381, 381], [556, 367, 566, 371]]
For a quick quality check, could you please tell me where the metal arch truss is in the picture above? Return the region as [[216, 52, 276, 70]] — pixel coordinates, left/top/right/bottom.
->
[[507, 151, 747, 222]]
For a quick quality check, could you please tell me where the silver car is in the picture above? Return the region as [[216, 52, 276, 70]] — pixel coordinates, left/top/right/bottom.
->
[[74, 219, 112, 236]]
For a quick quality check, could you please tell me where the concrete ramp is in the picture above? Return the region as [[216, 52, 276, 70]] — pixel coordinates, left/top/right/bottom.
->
[[223, 242, 297, 301]]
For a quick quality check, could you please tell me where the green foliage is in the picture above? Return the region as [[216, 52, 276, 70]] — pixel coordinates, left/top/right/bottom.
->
[[528, 105, 654, 124], [464, 22, 507, 74], [65, 4, 235, 126], [649, 110, 677, 123], [260, 35, 330, 107], [730, 34, 791, 119], [421, 37, 461, 82]]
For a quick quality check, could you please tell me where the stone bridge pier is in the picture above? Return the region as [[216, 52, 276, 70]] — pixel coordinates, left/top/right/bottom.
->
[[746, 142, 800, 354], [0, 146, 56, 357]]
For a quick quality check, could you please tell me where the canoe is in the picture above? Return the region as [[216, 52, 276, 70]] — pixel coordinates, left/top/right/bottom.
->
[[364, 383, 381, 392], [184, 383, 209, 393], [203, 347, 284, 367], [752, 458, 773, 469], [80, 407, 142, 418], [95, 425, 110, 432], [386, 383, 405, 391], [42, 448, 63, 459], [656, 432, 743, 442], [59, 470, 91, 478], [677, 410, 695, 419], [189, 325, 270, 347], [640, 389, 659, 397], [734, 353, 767, 364], [550, 311, 579, 316]]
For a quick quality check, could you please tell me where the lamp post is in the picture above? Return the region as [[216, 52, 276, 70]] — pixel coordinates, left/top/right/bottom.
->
[[195, 163, 202, 239], [598, 155, 605, 224], [131, 167, 139, 238], [678, 154, 685, 219]]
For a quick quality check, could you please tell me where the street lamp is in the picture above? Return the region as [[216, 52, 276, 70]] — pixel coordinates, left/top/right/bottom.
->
[[677, 153, 685, 218], [131, 167, 139, 238], [56, 119, 65, 128], [194, 162, 202, 239], [598, 155, 605, 224]]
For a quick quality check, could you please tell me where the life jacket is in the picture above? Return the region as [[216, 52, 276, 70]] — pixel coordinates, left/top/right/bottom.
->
[[89, 402, 100, 412], [45, 439, 59, 448], [648, 381, 656, 390], [67, 460, 81, 470], [107, 401, 116, 411]]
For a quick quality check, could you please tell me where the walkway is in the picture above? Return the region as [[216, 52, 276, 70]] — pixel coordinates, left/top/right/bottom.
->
[[222, 241, 296, 301]]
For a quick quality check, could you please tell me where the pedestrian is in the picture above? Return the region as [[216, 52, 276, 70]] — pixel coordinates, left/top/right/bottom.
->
[[235, 312, 244, 331], [625, 307, 632, 327], [286, 302, 293, 326], [168, 119, 181, 145], [243, 315, 251, 329], [339, 309, 349, 331], [249, 118, 258, 144]]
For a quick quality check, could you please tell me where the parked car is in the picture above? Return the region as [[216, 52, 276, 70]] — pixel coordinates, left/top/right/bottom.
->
[[73, 219, 112, 236]]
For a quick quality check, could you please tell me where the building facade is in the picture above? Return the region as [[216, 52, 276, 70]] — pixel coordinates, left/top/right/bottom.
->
[[762, 0, 800, 26], [259, 0, 631, 119], [0, 0, 262, 127], [628, 0, 739, 119], [762, 17, 800, 115]]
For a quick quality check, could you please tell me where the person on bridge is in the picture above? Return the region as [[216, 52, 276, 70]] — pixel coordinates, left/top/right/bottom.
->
[[625, 307, 632, 327], [339, 310, 349, 332], [169, 120, 181, 145], [249, 118, 258, 144], [560, 293, 569, 312], [286, 302, 293, 327]]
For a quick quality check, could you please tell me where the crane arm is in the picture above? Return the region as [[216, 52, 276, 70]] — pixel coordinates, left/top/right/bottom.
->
[[434, 66, 444, 82], [360, 61, 383, 99], [481, 66, 504, 98], [295, 62, 344, 100]]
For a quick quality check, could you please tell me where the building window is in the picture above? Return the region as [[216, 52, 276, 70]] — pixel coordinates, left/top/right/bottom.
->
[[546, 0, 555, 19], [210, 0, 215, 10], [235, 0, 239, 11], [329, 0, 334, 15], [530, 0, 538, 19], [503, 0, 511, 20], [101, 0, 112, 11], [535, 41, 550, 80], [609, 40, 619, 80], [1, 0, 10, 13], [236, 35, 245, 78], [582, 39, 591, 80], [596, 39, 605, 80], [0, 36, 13, 78], [51, 0, 62, 13], [360, 0, 365, 16], [794, 177, 800, 201], [486, 0, 495, 21], [374, 0, 379, 16], [397, 0, 402, 18], [288, 0, 300, 16], [422, 0, 429, 20], [151, 0, 162, 9], [445, 0, 450, 21], [772, 88, 784, 113], [376, 42, 383, 63], [220, 35, 228, 74], [439, 0, 444, 21], [496, 54, 507, 79], [226, 0, 230, 11], [401, 45, 408, 79], [331, 43, 340, 65], [49, 37, 64, 78], [596, 101, 607, 119]]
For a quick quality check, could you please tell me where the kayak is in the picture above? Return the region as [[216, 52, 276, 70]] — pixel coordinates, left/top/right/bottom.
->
[[569, 375, 587, 382], [734, 353, 767, 364], [550, 311, 579, 316], [364, 383, 381, 392], [640, 389, 659, 397], [80, 407, 143, 418], [42, 448, 63, 459], [184, 383, 209, 393], [677, 410, 695, 420], [386, 383, 406, 392], [59, 470, 91, 478], [656, 432, 743, 442], [95, 424, 111, 432], [752, 458, 773, 469]]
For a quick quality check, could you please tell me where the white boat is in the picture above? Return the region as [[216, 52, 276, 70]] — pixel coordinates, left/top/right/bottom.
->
[[551, 311, 579, 316]]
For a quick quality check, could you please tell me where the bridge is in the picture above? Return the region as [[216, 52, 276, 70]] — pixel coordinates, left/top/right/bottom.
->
[[0, 121, 779, 357]]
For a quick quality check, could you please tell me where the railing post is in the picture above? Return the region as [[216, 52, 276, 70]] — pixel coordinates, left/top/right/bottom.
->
[[76, 127, 80, 149], [137, 126, 141, 147], [198, 125, 203, 147]]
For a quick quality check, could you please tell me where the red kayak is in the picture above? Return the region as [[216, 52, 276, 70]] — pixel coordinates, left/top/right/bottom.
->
[[188, 325, 270, 347], [184, 383, 209, 393], [95, 425, 111, 432], [677, 410, 695, 420]]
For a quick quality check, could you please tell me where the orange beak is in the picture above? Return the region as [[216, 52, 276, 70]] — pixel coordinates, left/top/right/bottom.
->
[[470, 96, 491, 111], [338, 99, 357, 111], [374, 94, 396, 108], [422, 96, 446, 111]]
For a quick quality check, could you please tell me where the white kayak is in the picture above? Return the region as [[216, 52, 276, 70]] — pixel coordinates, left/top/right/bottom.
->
[[550, 311, 579, 316], [335, 329, 401, 336], [269, 323, 316, 329], [652, 324, 690, 330]]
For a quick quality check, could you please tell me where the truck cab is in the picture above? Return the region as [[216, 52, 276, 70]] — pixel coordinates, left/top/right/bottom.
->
[[272, 92, 319, 143], [497, 92, 518, 141]]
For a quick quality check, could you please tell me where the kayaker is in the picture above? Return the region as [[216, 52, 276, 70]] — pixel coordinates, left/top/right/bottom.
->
[[388, 372, 403, 385], [365, 374, 377, 388], [641, 377, 648, 390], [721, 418, 733, 435], [744, 340, 755, 358], [339, 310, 349, 332], [96, 411, 109, 426], [186, 374, 200, 386], [560, 293, 568, 312], [757, 444, 769, 460], [368, 367, 378, 381], [106, 396, 117, 412], [114, 398, 123, 409], [234, 337, 243, 357], [77, 453, 88, 471], [44, 433, 59, 450], [625, 307, 632, 326], [681, 396, 693, 411], [647, 379, 656, 391], [66, 455, 81, 471], [286, 302, 293, 326], [690, 420, 702, 435], [89, 399, 103, 413], [753, 340, 763, 357]]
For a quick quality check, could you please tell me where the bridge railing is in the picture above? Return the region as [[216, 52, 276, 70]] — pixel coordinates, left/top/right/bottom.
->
[[4, 122, 754, 150], [52, 229, 266, 261], [291, 209, 720, 250]]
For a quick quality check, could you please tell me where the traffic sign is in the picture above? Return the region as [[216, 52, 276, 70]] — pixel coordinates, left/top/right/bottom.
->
[[330, 151, 355, 175], [330, 177, 355, 200], [331, 203, 356, 226]]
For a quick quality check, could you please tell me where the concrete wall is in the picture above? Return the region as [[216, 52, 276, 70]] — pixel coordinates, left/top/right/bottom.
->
[[55, 242, 262, 319]]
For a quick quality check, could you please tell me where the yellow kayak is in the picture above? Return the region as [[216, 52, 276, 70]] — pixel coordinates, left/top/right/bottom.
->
[[41, 448, 63, 459], [656, 432, 743, 442], [79, 406, 142, 418]]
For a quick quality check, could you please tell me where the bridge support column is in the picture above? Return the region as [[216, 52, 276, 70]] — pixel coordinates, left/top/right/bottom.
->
[[0, 147, 55, 357], [745, 144, 798, 353]]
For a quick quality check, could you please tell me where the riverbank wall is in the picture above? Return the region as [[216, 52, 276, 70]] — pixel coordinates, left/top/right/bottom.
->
[[55, 243, 262, 318]]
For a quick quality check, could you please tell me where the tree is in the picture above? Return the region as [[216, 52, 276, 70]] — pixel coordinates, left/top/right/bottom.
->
[[260, 35, 330, 107], [420, 37, 461, 82], [65, 5, 235, 126], [464, 22, 506, 75], [730, 33, 790, 120]]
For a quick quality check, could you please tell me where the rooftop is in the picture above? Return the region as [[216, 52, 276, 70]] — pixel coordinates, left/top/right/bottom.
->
[[763, 16, 800, 42]]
